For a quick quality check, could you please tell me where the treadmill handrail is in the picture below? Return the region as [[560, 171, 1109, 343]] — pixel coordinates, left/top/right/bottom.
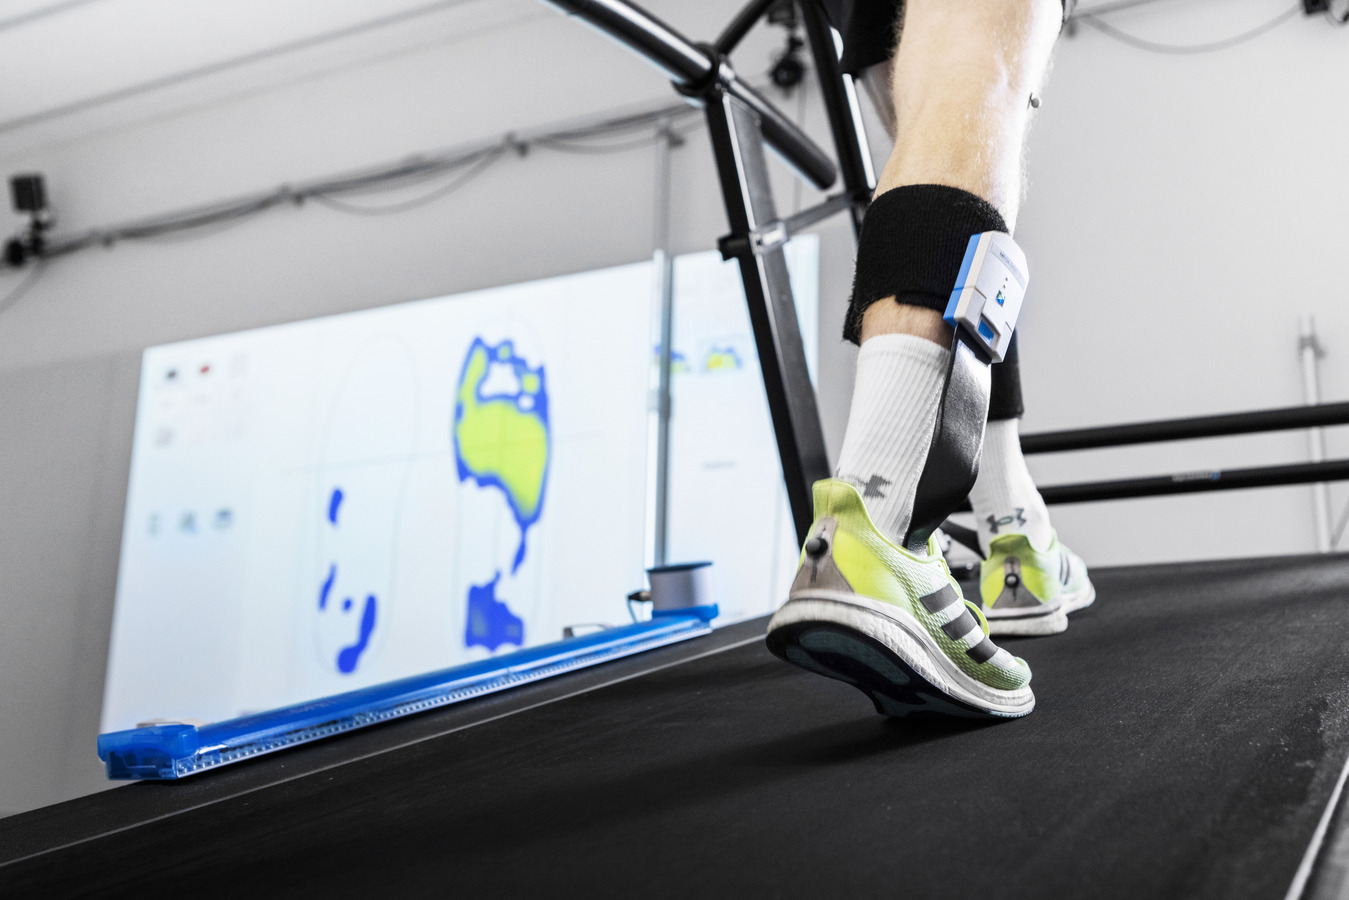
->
[[1021, 401, 1349, 455], [541, 0, 838, 191]]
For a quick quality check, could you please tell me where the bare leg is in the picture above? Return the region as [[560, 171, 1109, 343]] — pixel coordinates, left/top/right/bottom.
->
[[833, 0, 1063, 542], [852, 1, 1087, 633], [862, 0, 1061, 344]]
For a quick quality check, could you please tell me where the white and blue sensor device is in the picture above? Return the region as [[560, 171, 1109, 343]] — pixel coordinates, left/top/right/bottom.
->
[[944, 231, 1029, 363]]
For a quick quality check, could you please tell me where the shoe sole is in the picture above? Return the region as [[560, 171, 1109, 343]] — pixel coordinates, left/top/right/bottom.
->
[[766, 593, 1034, 719]]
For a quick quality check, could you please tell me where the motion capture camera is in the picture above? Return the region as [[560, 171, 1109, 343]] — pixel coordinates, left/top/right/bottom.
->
[[767, 1, 805, 90], [5, 173, 51, 267], [943, 231, 1029, 364], [770, 37, 806, 89], [11, 174, 46, 215]]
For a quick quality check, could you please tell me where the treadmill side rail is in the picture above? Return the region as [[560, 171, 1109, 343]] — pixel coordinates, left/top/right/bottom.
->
[[97, 610, 716, 781]]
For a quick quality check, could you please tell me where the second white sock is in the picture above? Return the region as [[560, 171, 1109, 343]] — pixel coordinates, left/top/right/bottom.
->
[[834, 333, 949, 547], [968, 417, 1053, 554]]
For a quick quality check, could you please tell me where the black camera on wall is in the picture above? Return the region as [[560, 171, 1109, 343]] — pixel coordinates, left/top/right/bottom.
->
[[5, 173, 50, 267], [12, 174, 46, 215]]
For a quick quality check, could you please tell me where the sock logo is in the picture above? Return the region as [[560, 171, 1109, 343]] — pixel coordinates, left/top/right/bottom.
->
[[837, 473, 892, 499], [860, 474, 891, 499], [986, 507, 1027, 535]]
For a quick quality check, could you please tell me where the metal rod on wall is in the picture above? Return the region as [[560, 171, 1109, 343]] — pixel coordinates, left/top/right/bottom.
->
[[1019, 401, 1349, 454], [1300, 314, 1333, 553], [651, 120, 677, 567]]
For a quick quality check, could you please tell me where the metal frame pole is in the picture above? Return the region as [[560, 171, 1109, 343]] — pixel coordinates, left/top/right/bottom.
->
[[543, 0, 837, 191], [703, 87, 830, 544], [798, 0, 875, 235], [1300, 315, 1333, 553], [652, 121, 677, 566]]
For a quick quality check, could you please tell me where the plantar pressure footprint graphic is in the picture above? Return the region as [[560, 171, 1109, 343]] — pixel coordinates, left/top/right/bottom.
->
[[316, 340, 417, 675]]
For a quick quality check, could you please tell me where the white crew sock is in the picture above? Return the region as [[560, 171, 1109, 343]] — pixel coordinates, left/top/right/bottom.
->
[[834, 333, 949, 546], [968, 417, 1053, 554]]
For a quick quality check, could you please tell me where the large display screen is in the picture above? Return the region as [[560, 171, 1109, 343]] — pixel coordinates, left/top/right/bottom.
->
[[102, 239, 818, 732]]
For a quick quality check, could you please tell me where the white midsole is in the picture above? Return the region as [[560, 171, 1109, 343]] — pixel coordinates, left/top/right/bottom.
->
[[983, 595, 1063, 620], [1060, 581, 1096, 614], [771, 590, 1034, 715], [987, 608, 1067, 636]]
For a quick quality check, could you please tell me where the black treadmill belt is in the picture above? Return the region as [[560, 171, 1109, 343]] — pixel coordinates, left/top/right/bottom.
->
[[6, 556, 1349, 898]]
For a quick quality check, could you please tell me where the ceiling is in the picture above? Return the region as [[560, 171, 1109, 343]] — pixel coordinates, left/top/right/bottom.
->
[[0, 0, 549, 153], [2, 0, 1322, 160]]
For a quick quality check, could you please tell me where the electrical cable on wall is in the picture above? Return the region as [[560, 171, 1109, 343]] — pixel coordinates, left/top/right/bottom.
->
[[1, 100, 706, 282], [1072, 1, 1306, 54], [1, 45, 818, 320], [307, 144, 510, 216], [535, 133, 676, 155]]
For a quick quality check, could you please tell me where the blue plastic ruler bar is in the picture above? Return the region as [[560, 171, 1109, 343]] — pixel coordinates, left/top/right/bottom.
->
[[98, 608, 717, 781]]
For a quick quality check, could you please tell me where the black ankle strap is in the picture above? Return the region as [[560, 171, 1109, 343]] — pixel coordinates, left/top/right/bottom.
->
[[903, 333, 990, 553]]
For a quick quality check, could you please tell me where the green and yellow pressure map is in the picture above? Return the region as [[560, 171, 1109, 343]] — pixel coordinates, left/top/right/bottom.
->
[[453, 338, 550, 652]]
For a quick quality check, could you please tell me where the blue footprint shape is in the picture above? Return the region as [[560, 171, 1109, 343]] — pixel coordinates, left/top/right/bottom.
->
[[319, 485, 379, 674], [337, 595, 378, 674], [465, 571, 524, 652]]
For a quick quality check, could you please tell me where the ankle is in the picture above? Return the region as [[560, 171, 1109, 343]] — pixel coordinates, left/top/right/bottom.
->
[[859, 301, 953, 345], [834, 334, 950, 545], [969, 418, 1053, 553]]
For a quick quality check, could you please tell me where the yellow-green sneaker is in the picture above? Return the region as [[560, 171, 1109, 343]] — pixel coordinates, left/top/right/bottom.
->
[[979, 532, 1095, 637], [766, 479, 1034, 719]]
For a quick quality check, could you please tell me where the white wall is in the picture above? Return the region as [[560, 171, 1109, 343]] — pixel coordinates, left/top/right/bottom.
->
[[1015, 0, 1349, 567], [0, 0, 1344, 815]]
